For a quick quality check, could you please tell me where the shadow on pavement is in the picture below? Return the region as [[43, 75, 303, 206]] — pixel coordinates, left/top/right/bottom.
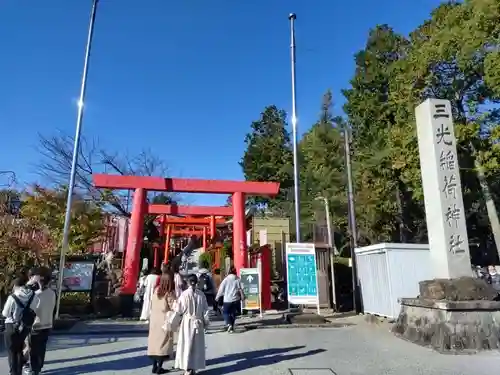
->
[[44, 345, 147, 365], [58, 322, 149, 335], [203, 347, 326, 375], [48, 335, 123, 351], [43, 345, 324, 375], [207, 346, 306, 366], [0, 335, 128, 358], [43, 354, 153, 375]]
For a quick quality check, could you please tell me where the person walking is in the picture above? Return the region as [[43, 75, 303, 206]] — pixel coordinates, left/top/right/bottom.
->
[[173, 264, 185, 299], [22, 266, 41, 373], [174, 274, 210, 375], [147, 273, 177, 374], [215, 266, 245, 333], [140, 268, 161, 322], [196, 259, 217, 313], [2, 274, 39, 375], [29, 269, 56, 375]]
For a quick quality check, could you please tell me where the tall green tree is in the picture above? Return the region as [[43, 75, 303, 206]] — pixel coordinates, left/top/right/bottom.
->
[[299, 90, 347, 241], [342, 25, 423, 245], [388, 0, 500, 262], [240, 105, 294, 208]]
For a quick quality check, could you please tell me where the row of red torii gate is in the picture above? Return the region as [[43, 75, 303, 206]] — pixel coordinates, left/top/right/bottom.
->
[[92, 173, 280, 296]]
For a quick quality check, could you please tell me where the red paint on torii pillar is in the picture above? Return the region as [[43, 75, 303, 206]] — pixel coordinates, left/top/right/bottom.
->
[[92, 174, 279, 295]]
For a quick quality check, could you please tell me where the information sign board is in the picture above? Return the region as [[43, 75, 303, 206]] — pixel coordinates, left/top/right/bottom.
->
[[240, 267, 260, 311], [58, 262, 95, 292], [285, 243, 319, 305]]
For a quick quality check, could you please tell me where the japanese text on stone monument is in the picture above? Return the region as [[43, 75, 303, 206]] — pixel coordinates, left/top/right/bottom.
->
[[433, 103, 466, 255], [415, 98, 472, 279]]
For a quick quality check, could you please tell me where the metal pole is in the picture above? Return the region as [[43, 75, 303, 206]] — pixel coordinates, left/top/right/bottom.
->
[[323, 197, 337, 311], [288, 13, 301, 242], [323, 198, 334, 249], [55, 0, 99, 319], [344, 127, 360, 314]]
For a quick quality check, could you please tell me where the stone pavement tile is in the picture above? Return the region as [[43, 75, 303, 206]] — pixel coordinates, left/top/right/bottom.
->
[[289, 370, 337, 375], [1, 324, 500, 374]]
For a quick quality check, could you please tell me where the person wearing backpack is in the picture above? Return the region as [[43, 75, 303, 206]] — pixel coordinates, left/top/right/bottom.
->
[[28, 269, 56, 375], [196, 259, 217, 313], [21, 266, 41, 371], [2, 274, 39, 375]]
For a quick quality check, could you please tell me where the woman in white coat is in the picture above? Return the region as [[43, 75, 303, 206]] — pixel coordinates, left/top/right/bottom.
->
[[140, 268, 161, 322], [174, 274, 210, 375]]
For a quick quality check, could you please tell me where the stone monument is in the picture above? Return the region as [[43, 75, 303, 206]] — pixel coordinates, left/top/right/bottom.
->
[[392, 98, 500, 353]]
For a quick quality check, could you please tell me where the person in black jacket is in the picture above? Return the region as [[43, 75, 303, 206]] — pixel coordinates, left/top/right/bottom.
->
[[21, 267, 40, 372], [26, 267, 41, 292]]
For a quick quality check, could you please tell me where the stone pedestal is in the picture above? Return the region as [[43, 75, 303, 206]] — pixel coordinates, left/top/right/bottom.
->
[[392, 277, 500, 353]]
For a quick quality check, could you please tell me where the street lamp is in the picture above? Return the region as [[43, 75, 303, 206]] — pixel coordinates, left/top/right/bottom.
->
[[288, 13, 301, 242], [55, 0, 99, 319], [315, 196, 337, 310]]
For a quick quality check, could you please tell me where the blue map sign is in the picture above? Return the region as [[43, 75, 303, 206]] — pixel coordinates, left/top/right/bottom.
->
[[285, 243, 319, 305]]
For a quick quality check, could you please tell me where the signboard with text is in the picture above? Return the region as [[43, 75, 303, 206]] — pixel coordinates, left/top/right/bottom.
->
[[285, 243, 319, 305], [240, 267, 260, 310], [60, 262, 95, 292]]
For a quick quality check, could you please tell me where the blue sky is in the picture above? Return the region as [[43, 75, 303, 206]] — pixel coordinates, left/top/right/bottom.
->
[[0, 0, 443, 206]]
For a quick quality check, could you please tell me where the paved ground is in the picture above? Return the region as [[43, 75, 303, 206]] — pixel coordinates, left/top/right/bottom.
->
[[1, 319, 500, 375]]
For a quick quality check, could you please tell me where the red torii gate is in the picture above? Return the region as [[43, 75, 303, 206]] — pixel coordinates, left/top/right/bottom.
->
[[92, 174, 279, 295], [149, 204, 230, 251], [149, 204, 231, 263], [148, 204, 233, 217]]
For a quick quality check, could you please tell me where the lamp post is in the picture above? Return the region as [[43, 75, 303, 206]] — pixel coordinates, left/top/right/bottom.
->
[[315, 196, 337, 310], [55, 0, 99, 319], [343, 126, 361, 314], [288, 13, 301, 242]]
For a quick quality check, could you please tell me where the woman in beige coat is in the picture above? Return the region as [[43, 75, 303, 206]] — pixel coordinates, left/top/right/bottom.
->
[[148, 272, 177, 374]]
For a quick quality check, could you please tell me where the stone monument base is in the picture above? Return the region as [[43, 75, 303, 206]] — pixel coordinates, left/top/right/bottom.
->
[[392, 277, 500, 353]]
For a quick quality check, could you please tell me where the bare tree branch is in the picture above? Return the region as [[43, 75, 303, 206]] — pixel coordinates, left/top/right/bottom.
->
[[34, 131, 177, 217]]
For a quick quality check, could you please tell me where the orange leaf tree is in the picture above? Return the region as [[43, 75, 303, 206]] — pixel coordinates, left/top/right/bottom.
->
[[21, 185, 105, 255]]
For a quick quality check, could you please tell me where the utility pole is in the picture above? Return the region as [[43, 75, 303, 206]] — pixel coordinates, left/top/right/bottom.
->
[[344, 127, 361, 314]]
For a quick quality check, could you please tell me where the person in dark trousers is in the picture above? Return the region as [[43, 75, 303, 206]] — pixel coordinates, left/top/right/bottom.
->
[[196, 259, 217, 312], [2, 274, 39, 375], [29, 269, 56, 375], [22, 266, 41, 371], [215, 267, 245, 333]]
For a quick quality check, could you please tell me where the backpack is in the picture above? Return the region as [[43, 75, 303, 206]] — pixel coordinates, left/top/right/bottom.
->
[[11, 292, 36, 332], [197, 273, 213, 293]]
